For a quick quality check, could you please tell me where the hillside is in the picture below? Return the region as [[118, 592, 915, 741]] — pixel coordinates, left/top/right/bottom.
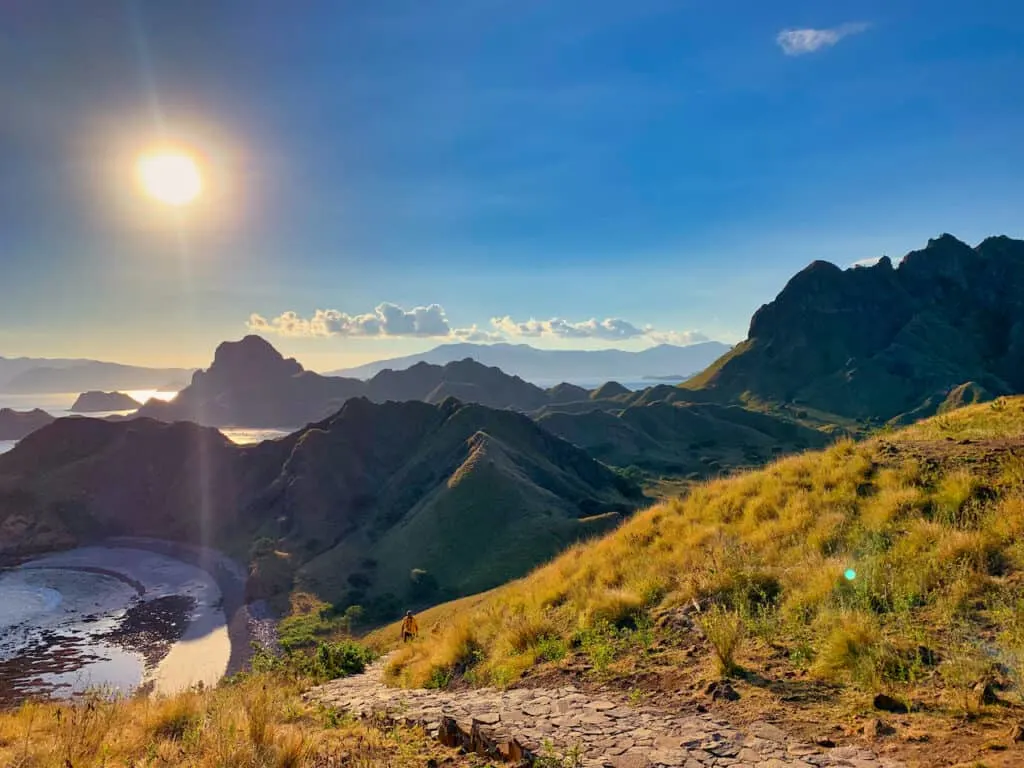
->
[[330, 340, 731, 382], [385, 398, 1024, 764], [0, 399, 640, 614], [685, 234, 1024, 423], [539, 400, 829, 477]]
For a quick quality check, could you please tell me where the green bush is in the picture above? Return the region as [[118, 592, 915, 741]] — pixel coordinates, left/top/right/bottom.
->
[[536, 635, 569, 662], [250, 640, 375, 682]]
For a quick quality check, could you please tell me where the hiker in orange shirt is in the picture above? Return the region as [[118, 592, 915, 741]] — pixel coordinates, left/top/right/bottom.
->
[[400, 610, 419, 643]]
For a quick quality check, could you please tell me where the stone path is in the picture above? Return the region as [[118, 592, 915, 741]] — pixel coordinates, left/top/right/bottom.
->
[[309, 659, 901, 768]]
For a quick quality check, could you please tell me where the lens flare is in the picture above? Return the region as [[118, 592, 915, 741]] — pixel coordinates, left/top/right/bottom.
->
[[844, 568, 857, 581]]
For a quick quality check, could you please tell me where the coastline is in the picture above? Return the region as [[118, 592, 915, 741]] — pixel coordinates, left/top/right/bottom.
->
[[1, 539, 276, 703], [101, 537, 278, 677]]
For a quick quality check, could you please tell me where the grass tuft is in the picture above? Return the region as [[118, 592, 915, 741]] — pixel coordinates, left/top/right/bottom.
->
[[698, 604, 746, 676]]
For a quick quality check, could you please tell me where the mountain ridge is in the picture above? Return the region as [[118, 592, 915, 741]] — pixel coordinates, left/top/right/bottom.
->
[[0, 356, 193, 394], [136, 336, 638, 429], [327, 340, 731, 381]]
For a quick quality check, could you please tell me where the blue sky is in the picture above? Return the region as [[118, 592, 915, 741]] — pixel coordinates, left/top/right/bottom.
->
[[2, 0, 1022, 370]]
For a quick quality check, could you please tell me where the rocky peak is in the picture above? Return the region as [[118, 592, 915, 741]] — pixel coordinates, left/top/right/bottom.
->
[[898, 233, 976, 286], [207, 336, 303, 381]]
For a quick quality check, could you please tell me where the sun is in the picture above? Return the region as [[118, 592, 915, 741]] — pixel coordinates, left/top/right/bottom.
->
[[135, 150, 203, 206]]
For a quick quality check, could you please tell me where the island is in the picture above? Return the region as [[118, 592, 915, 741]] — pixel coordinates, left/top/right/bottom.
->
[[70, 391, 142, 413], [0, 408, 55, 440]]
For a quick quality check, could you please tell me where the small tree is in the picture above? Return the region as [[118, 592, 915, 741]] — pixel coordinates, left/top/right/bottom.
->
[[341, 604, 364, 635]]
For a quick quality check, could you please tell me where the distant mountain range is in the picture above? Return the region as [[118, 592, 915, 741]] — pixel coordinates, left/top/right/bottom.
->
[[0, 399, 641, 610], [137, 336, 640, 428], [327, 341, 732, 382], [686, 234, 1024, 422], [0, 356, 192, 394]]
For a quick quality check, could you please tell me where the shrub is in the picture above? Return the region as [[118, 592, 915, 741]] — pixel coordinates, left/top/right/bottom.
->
[[150, 693, 201, 741], [576, 621, 618, 672], [812, 611, 887, 686], [536, 635, 569, 662], [698, 604, 746, 676], [251, 640, 374, 682], [587, 589, 644, 628], [940, 643, 992, 715]]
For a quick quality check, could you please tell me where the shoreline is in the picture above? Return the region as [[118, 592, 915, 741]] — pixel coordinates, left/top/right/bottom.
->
[[2, 539, 276, 703], [100, 537, 277, 677]]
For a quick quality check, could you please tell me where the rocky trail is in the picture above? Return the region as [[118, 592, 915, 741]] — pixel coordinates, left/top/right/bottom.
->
[[309, 658, 900, 768]]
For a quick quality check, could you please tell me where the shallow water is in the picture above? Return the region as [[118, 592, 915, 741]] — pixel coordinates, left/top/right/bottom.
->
[[0, 546, 231, 705]]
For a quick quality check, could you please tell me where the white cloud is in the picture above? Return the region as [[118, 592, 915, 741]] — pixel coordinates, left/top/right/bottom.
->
[[491, 316, 648, 340], [451, 325, 505, 343], [851, 256, 883, 268], [249, 304, 714, 346], [776, 22, 870, 56], [248, 303, 452, 338], [647, 330, 712, 345], [490, 316, 711, 345]]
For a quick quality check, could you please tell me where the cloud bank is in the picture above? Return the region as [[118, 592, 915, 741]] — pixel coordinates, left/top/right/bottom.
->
[[491, 316, 648, 340], [776, 22, 870, 56], [248, 303, 451, 338], [248, 304, 712, 346]]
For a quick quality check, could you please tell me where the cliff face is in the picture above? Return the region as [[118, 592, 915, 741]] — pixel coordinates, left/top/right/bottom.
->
[[686, 235, 1024, 421]]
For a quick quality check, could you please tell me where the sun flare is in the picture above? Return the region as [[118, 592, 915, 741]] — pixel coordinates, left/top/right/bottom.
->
[[135, 151, 203, 206]]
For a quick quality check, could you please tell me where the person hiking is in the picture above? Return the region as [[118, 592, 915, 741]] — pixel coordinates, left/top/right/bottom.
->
[[400, 610, 419, 643]]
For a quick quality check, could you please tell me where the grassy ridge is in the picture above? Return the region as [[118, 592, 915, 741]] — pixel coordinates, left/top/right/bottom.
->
[[0, 672, 468, 768], [384, 398, 1024, 718]]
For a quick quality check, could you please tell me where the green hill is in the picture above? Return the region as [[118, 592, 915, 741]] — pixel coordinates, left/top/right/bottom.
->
[[0, 399, 640, 617], [539, 401, 828, 477], [385, 398, 1024, 754], [685, 234, 1024, 423]]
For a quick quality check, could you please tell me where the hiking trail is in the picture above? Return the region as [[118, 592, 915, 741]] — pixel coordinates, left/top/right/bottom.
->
[[309, 657, 900, 768]]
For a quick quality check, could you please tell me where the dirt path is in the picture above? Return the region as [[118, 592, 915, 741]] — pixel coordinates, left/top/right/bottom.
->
[[310, 658, 901, 768]]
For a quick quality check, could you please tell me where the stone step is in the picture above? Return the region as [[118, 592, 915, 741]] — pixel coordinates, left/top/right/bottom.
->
[[308, 658, 901, 768]]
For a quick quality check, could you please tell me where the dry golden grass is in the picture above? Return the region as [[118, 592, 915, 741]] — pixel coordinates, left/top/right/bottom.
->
[[0, 673, 466, 768], [385, 397, 1024, 713]]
